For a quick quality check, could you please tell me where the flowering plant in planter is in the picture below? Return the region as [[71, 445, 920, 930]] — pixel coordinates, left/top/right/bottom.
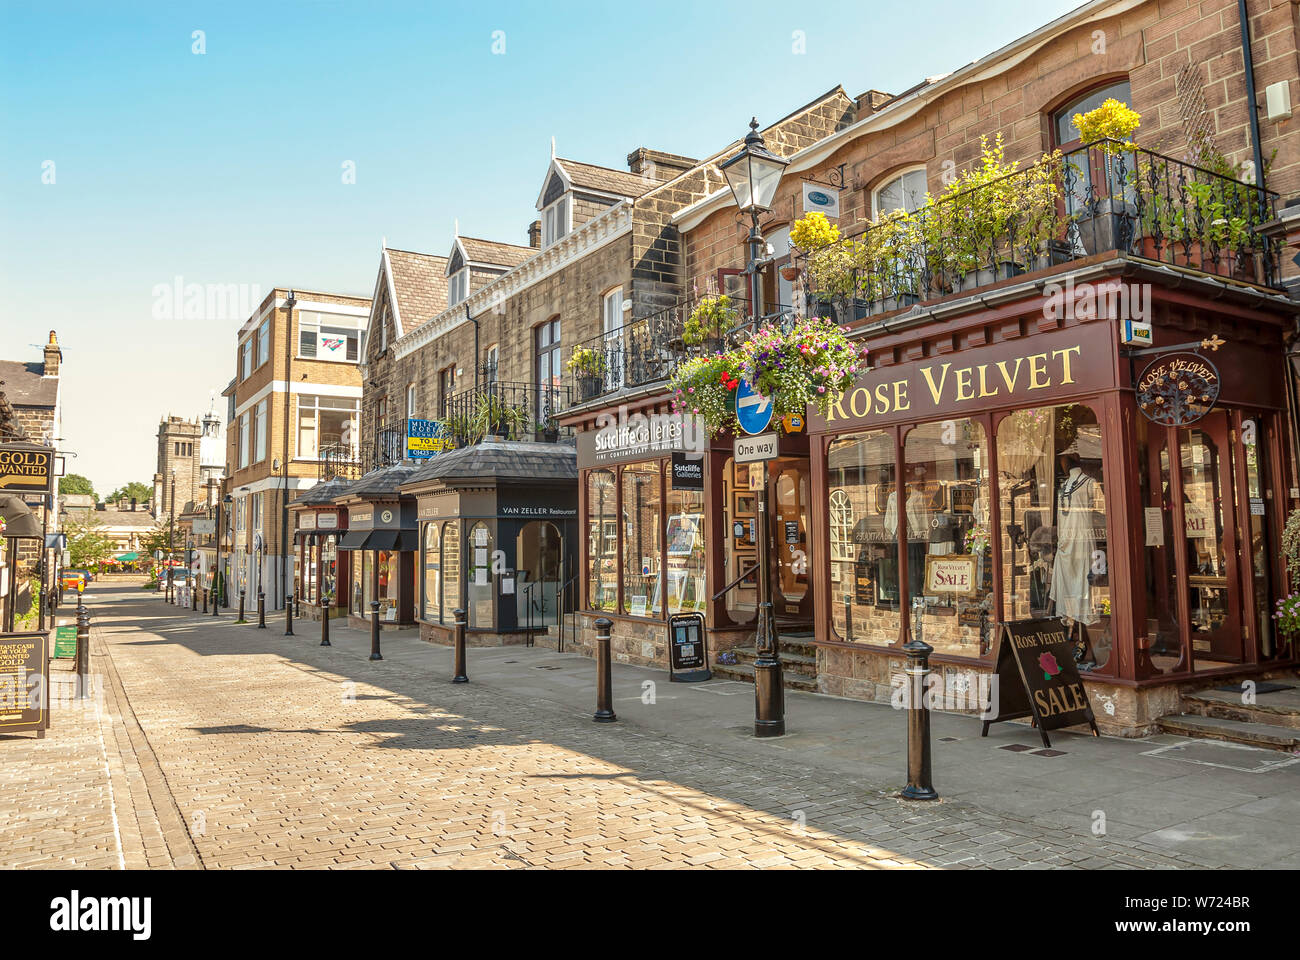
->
[[790, 211, 840, 253], [1071, 99, 1141, 153], [670, 318, 868, 437], [1273, 593, 1300, 651], [682, 294, 740, 346], [566, 345, 606, 377]]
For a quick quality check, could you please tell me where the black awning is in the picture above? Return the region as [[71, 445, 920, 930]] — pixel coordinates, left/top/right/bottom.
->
[[339, 530, 369, 549], [0, 495, 42, 538], [337, 528, 417, 551]]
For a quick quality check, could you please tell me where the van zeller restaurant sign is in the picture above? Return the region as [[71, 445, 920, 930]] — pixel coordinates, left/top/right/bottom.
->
[[0, 443, 55, 494], [577, 412, 705, 468], [807, 325, 1116, 432]]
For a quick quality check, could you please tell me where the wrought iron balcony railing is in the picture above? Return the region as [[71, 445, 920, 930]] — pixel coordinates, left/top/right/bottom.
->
[[565, 296, 797, 404], [801, 139, 1283, 322], [318, 443, 362, 482], [441, 380, 573, 447], [360, 381, 576, 472]]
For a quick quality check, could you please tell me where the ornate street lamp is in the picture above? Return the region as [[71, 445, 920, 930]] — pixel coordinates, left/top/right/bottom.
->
[[213, 493, 232, 616], [720, 118, 789, 738], [721, 118, 790, 325]]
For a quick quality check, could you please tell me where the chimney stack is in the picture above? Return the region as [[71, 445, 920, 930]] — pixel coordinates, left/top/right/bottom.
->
[[528, 220, 542, 249], [43, 331, 61, 378], [626, 148, 697, 181]]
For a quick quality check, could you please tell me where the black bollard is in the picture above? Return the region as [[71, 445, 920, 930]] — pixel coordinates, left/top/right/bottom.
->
[[320, 596, 331, 646], [452, 608, 468, 683], [284, 592, 294, 636], [238, 588, 246, 623], [369, 600, 382, 661], [295, 593, 301, 619], [593, 617, 617, 723], [202, 587, 208, 614], [75, 605, 90, 701], [900, 638, 938, 801], [257, 589, 266, 628], [191, 581, 198, 611]]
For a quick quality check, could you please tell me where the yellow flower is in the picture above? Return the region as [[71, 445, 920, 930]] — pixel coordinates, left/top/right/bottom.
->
[[1072, 99, 1141, 149], [790, 211, 840, 252]]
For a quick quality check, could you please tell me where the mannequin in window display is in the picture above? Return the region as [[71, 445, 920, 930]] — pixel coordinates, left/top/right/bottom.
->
[[1049, 452, 1098, 626]]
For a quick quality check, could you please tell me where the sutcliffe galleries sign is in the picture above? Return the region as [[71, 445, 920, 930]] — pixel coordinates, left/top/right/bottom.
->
[[0, 444, 54, 494]]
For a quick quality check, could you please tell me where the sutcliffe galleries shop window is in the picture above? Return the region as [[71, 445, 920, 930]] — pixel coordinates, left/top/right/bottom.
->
[[584, 459, 707, 618]]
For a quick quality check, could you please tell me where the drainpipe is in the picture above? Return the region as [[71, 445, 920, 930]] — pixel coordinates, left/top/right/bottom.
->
[[1237, 0, 1267, 200], [465, 303, 480, 389], [281, 288, 296, 609]]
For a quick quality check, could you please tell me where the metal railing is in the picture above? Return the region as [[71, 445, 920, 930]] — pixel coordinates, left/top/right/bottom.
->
[[318, 443, 362, 482], [565, 295, 801, 405], [441, 380, 573, 447], [801, 139, 1283, 322]]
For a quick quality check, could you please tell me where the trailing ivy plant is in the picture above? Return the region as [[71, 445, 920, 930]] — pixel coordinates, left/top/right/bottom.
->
[[682, 295, 740, 346]]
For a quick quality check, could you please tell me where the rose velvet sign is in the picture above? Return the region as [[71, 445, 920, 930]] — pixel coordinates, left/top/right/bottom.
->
[[980, 617, 1099, 747]]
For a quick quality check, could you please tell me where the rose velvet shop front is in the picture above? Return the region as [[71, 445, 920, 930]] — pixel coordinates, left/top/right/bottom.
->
[[804, 288, 1298, 736]]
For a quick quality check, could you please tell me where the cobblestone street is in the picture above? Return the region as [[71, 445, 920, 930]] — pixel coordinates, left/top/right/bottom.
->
[[3, 583, 1294, 870]]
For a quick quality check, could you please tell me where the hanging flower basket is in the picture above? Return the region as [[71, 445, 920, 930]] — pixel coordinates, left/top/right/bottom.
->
[[669, 318, 868, 437]]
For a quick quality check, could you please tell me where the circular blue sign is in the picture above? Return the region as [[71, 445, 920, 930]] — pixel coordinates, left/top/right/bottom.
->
[[735, 380, 774, 435], [808, 190, 832, 206]]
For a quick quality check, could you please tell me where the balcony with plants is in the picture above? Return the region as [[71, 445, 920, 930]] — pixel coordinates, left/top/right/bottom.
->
[[796, 102, 1283, 324]]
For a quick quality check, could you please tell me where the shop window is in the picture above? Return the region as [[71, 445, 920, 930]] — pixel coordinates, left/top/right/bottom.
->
[[622, 464, 662, 617], [664, 461, 706, 614], [441, 521, 460, 617], [722, 457, 757, 624], [903, 419, 992, 657], [423, 522, 441, 622], [352, 551, 367, 615], [517, 521, 562, 627], [827, 431, 899, 645], [320, 534, 337, 605], [468, 522, 494, 629], [378, 550, 399, 621], [587, 470, 618, 611], [998, 404, 1110, 670]]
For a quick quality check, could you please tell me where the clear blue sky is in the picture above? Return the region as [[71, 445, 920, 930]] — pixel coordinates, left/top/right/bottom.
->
[[0, 0, 1083, 496]]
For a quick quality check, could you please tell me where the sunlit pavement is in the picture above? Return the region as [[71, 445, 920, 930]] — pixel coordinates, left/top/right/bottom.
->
[[4, 581, 1296, 869]]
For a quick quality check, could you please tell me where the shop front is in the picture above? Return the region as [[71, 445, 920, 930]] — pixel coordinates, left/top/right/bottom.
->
[[289, 479, 349, 622], [334, 464, 419, 629], [400, 439, 579, 647], [806, 285, 1298, 734]]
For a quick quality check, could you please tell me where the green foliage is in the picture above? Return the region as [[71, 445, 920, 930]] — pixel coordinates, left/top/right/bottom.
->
[[682, 295, 740, 346], [106, 481, 152, 504], [467, 391, 529, 442], [566, 346, 606, 377], [66, 515, 114, 567], [1282, 509, 1300, 578], [59, 473, 96, 499]]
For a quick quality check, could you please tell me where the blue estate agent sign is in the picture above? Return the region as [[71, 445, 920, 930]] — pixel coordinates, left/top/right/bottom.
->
[[735, 381, 774, 436], [406, 419, 454, 459]]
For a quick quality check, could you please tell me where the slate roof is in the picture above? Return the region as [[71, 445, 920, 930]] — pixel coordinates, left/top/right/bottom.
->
[[0, 360, 56, 407], [400, 439, 577, 490], [457, 236, 534, 270], [332, 461, 424, 501], [290, 477, 348, 507], [386, 248, 449, 335], [556, 158, 656, 199]]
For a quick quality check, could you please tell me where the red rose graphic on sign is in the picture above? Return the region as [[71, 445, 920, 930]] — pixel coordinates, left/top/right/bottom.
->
[[1038, 652, 1060, 681]]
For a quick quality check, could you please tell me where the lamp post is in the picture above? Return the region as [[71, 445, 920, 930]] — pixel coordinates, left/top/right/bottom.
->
[[213, 494, 231, 617], [168, 468, 176, 602], [720, 117, 790, 738]]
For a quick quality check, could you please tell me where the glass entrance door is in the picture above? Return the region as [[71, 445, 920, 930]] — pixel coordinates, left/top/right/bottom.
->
[[771, 457, 812, 622]]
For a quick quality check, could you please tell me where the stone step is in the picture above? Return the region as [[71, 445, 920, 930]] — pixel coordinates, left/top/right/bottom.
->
[[732, 647, 816, 671], [1181, 683, 1300, 730], [711, 660, 820, 693], [1156, 713, 1300, 751]]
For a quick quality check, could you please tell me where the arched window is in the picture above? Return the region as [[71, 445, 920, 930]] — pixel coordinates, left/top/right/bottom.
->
[[1051, 80, 1132, 149], [873, 167, 928, 217], [829, 489, 854, 563]]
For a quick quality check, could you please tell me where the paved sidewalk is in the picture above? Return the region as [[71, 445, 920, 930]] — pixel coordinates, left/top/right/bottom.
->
[[4, 582, 1298, 869]]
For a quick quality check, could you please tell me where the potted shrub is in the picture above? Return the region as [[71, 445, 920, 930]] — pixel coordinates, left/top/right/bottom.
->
[[788, 212, 840, 282], [470, 390, 528, 441], [806, 237, 870, 324], [566, 345, 607, 400], [863, 209, 923, 313], [1070, 99, 1142, 256], [683, 294, 740, 353]]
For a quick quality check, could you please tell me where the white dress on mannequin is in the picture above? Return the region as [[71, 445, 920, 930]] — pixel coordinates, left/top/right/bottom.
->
[[1049, 467, 1097, 624]]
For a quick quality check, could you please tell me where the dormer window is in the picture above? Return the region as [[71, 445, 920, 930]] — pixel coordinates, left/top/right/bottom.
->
[[448, 268, 469, 306], [542, 196, 569, 247]]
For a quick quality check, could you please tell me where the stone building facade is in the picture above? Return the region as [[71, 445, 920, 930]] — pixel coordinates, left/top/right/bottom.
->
[[221, 287, 370, 609]]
